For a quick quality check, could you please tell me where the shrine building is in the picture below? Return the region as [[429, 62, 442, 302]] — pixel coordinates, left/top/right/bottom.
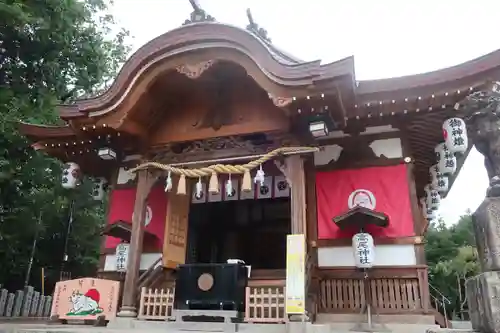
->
[[19, 5, 499, 328]]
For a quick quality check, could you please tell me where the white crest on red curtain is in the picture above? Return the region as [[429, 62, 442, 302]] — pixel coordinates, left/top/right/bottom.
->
[[131, 206, 152, 226], [348, 189, 376, 210]]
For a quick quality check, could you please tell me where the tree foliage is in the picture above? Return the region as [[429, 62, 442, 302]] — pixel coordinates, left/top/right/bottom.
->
[[0, 0, 129, 292], [425, 212, 479, 319]]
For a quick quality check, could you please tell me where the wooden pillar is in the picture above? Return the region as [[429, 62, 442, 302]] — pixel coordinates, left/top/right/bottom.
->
[[117, 170, 158, 317], [287, 155, 307, 236]]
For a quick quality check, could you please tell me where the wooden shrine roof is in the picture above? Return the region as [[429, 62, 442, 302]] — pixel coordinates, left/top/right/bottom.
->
[[19, 20, 500, 197]]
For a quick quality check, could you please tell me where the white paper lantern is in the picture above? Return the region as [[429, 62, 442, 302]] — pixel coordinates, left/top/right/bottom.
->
[[429, 164, 449, 193], [61, 162, 81, 189], [91, 177, 108, 201], [352, 233, 375, 269], [435, 176, 449, 194], [420, 197, 435, 220], [115, 243, 129, 272], [429, 164, 440, 186], [435, 142, 457, 175], [443, 118, 468, 154], [424, 184, 441, 210], [426, 209, 437, 221]]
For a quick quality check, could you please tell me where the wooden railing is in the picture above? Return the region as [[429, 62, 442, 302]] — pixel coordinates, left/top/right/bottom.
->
[[137, 287, 175, 320], [244, 280, 287, 323], [137, 279, 287, 323], [319, 276, 422, 313]]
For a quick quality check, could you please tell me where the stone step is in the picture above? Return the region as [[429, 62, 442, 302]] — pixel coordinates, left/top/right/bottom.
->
[[3, 321, 442, 333]]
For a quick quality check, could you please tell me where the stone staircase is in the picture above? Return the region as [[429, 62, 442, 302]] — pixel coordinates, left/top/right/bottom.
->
[[6, 321, 441, 333]]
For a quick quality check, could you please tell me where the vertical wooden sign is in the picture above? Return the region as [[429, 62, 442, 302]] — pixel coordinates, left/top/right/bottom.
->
[[163, 184, 191, 269], [285, 234, 306, 315]]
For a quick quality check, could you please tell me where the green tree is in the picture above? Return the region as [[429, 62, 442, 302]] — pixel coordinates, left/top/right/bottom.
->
[[0, 0, 129, 291], [426, 213, 479, 319]]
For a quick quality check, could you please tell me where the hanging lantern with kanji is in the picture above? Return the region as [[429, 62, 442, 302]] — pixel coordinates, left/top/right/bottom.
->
[[426, 208, 437, 221], [420, 197, 436, 221], [352, 233, 375, 269], [61, 162, 81, 189], [442, 118, 468, 154], [429, 164, 449, 193], [91, 177, 108, 201], [424, 184, 441, 210], [115, 243, 129, 272], [434, 142, 457, 175]]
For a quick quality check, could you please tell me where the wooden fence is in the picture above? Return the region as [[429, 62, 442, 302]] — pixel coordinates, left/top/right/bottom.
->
[[0, 286, 52, 318], [318, 277, 423, 313], [137, 280, 287, 323], [138, 287, 175, 320], [244, 281, 287, 323]]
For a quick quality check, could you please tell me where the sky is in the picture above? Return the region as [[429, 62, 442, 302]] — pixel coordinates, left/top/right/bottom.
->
[[108, 0, 496, 225]]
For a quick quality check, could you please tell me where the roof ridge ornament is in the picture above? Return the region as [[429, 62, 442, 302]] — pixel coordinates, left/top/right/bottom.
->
[[246, 8, 271, 43], [183, 0, 215, 25]]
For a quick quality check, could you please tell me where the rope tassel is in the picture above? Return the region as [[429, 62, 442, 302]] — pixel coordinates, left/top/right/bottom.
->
[[241, 169, 252, 192], [177, 174, 187, 195], [209, 171, 219, 193]]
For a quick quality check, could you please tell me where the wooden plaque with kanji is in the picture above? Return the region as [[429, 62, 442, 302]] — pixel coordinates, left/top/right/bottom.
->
[[162, 187, 190, 269]]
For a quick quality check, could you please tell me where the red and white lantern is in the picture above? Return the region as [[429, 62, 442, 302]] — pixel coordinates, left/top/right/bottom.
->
[[61, 162, 81, 189], [434, 143, 457, 175], [443, 118, 468, 154]]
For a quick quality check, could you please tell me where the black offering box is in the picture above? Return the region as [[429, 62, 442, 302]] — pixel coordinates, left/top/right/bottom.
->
[[174, 263, 248, 312]]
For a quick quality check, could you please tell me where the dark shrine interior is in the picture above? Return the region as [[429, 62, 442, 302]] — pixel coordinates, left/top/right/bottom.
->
[[187, 197, 290, 271]]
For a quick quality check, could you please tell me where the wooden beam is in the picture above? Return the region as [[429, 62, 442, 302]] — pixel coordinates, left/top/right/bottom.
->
[[117, 170, 158, 317], [288, 155, 307, 235]]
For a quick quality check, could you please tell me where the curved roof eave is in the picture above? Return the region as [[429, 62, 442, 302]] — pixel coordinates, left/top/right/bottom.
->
[[19, 122, 76, 140], [356, 49, 500, 99], [57, 22, 353, 118]]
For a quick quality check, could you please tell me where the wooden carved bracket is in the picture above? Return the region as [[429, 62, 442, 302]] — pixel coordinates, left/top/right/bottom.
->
[[268, 93, 293, 108], [176, 60, 215, 80], [274, 159, 292, 187]]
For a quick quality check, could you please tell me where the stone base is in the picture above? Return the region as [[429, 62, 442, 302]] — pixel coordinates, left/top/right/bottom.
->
[[472, 198, 500, 271], [425, 329, 477, 333], [466, 271, 500, 333], [107, 317, 136, 329], [116, 305, 137, 318]]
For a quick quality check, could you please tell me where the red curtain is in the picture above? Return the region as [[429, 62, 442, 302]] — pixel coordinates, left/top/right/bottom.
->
[[316, 164, 414, 239], [105, 186, 167, 249]]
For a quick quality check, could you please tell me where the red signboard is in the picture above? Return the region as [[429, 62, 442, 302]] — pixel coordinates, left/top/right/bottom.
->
[[105, 186, 167, 249], [316, 164, 414, 239]]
